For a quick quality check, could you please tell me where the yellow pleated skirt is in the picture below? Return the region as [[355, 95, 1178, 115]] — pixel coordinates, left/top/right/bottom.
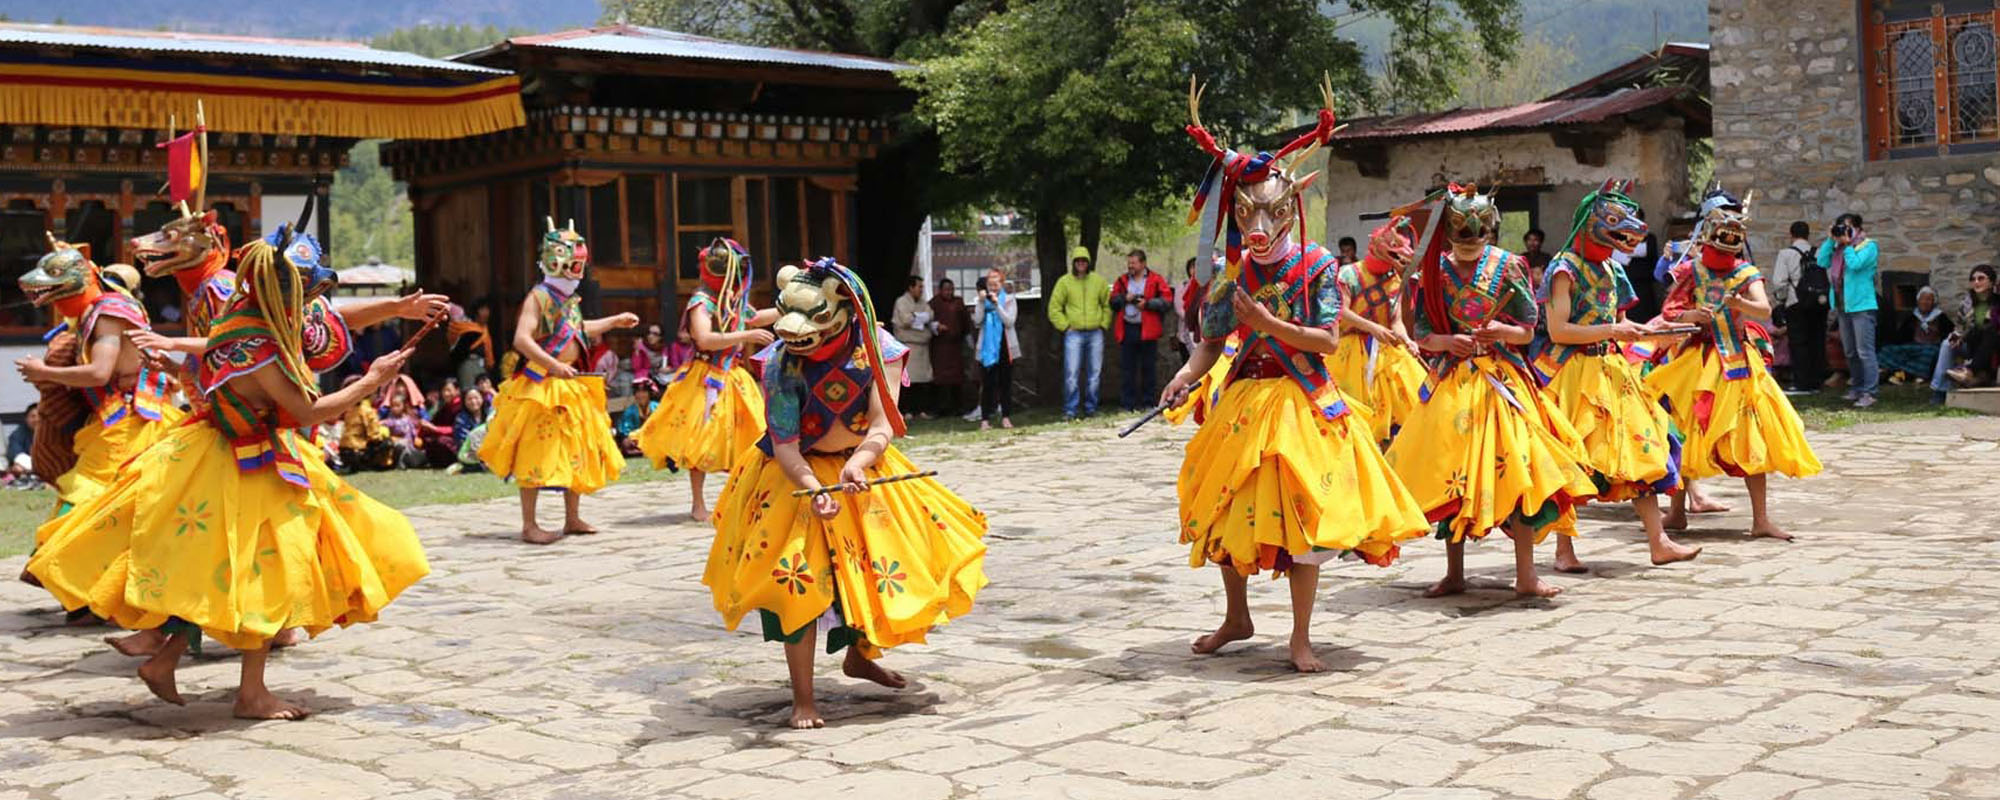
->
[[1324, 334, 1427, 444], [705, 445, 987, 653], [637, 359, 765, 473], [1543, 351, 1680, 502], [1161, 347, 1234, 427], [479, 373, 624, 494], [49, 406, 184, 527], [27, 420, 429, 651], [1644, 344, 1822, 481], [1177, 378, 1427, 574], [1385, 356, 1596, 543]]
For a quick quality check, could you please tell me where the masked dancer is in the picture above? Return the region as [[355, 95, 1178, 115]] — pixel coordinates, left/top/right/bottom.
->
[[637, 238, 776, 521], [1537, 180, 1701, 571], [481, 219, 637, 544], [706, 259, 987, 729], [1384, 184, 1596, 599], [28, 231, 430, 720], [1645, 188, 1820, 541], [1326, 218, 1427, 446], [1161, 77, 1427, 672]]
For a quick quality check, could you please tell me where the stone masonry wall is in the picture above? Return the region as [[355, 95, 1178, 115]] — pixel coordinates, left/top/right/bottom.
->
[[1711, 0, 2000, 303]]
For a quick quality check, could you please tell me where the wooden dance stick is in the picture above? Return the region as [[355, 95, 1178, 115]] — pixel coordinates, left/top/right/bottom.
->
[[1117, 404, 1169, 438], [791, 470, 938, 497], [396, 309, 448, 356]]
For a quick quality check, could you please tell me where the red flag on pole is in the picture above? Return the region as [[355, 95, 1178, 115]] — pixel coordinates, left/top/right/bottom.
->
[[158, 127, 205, 204]]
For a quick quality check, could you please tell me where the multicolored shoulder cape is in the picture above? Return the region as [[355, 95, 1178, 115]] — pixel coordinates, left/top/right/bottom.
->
[[1199, 242, 1348, 421], [524, 281, 587, 381], [757, 325, 909, 455], [1539, 250, 1638, 371], [1671, 256, 1768, 380], [198, 305, 312, 488], [67, 292, 173, 425]]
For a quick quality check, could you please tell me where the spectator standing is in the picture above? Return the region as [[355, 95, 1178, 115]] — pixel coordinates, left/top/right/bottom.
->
[[1047, 246, 1110, 419], [1772, 221, 1829, 392], [1522, 228, 1552, 298], [1819, 213, 1881, 407], [928, 279, 971, 419], [1109, 250, 1173, 411], [892, 276, 937, 419], [1625, 209, 1663, 323], [1336, 237, 1359, 266], [1942, 265, 2000, 394], [1175, 258, 1204, 362], [973, 268, 1020, 431]]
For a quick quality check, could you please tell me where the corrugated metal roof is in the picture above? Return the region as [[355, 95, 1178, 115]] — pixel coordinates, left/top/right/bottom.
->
[[1331, 87, 1702, 142], [496, 25, 909, 74], [0, 22, 508, 75], [1545, 42, 1710, 101]]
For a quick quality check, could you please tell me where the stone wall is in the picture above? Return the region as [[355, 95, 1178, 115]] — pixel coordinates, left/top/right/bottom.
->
[[1710, 0, 2000, 304], [1320, 126, 1694, 245]]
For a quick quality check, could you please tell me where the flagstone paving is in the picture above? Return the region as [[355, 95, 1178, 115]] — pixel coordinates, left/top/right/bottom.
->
[[4, 416, 1999, 799]]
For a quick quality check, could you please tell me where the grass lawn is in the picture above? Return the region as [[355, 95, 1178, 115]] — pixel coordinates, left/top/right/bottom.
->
[[1787, 382, 1972, 431]]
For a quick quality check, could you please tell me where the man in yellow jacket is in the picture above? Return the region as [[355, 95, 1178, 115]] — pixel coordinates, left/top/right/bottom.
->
[[1048, 245, 1111, 419]]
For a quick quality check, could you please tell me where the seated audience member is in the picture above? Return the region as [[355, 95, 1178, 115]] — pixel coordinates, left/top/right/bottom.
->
[[1880, 286, 1951, 384], [338, 390, 396, 473], [380, 390, 452, 469], [1941, 265, 2000, 397], [616, 380, 658, 457], [5, 403, 35, 487], [446, 389, 495, 475]]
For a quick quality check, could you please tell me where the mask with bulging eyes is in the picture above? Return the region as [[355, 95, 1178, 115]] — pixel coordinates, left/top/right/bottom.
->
[[1585, 195, 1648, 254], [20, 234, 97, 307], [773, 264, 853, 357], [539, 218, 589, 280], [1230, 169, 1317, 262], [131, 208, 228, 278], [265, 224, 337, 301], [1697, 200, 1750, 256], [1443, 186, 1499, 260]]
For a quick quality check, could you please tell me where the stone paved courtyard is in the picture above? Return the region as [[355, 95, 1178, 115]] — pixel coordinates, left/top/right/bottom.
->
[[4, 417, 2000, 800]]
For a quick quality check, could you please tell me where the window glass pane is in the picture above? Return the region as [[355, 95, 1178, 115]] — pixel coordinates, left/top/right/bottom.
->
[[1889, 22, 1940, 147], [677, 177, 732, 226], [210, 203, 246, 253], [677, 231, 716, 281], [1949, 15, 1998, 143], [554, 186, 580, 235], [806, 183, 835, 261], [770, 178, 802, 268], [0, 201, 45, 326], [589, 181, 623, 265], [627, 175, 658, 264], [63, 201, 115, 268]]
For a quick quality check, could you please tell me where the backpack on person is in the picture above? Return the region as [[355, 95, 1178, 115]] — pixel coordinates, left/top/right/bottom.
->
[[1793, 245, 1830, 307]]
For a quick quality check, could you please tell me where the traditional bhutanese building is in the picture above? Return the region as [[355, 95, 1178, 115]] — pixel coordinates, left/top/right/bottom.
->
[[0, 22, 524, 339], [379, 24, 914, 331]]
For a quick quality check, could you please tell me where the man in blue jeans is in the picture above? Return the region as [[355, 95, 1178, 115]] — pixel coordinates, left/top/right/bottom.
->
[[1048, 246, 1110, 419], [1819, 213, 1880, 408]]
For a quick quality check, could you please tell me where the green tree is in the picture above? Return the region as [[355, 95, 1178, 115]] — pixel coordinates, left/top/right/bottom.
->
[[366, 24, 517, 59], [328, 140, 414, 268]]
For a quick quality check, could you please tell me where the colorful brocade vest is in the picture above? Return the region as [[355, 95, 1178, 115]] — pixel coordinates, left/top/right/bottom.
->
[[197, 301, 354, 488], [524, 281, 587, 381], [1336, 261, 1403, 331], [1540, 251, 1637, 371], [758, 326, 908, 455], [1201, 242, 1349, 421], [1671, 255, 1767, 380], [54, 292, 173, 426]]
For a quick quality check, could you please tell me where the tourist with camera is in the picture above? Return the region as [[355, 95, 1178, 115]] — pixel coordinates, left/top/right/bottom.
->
[[1817, 213, 1880, 408]]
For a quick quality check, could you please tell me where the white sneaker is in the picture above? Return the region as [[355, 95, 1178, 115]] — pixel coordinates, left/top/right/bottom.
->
[[1853, 395, 1877, 409], [961, 408, 982, 422]]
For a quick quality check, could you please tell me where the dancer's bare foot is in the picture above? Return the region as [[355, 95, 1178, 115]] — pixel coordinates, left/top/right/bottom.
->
[[689, 504, 711, 523], [1662, 508, 1689, 531], [1191, 618, 1253, 654], [270, 628, 304, 649], [1514, 579, 1564, 599], [841, 649, 907, 689], [233, 688, 310, 721], [1650, 539, 1703, 565], [1423, 576, 1467, 598], [788, 703, 825, 729], [521, 525, 562, 545], [1688, 496, 1732, 514], [137, 656, 184, 706], [107, 629, 165, 657], [1750, 521, 1795, 542], [1552, 552, 1589, 574], [563, 519, 599, 535], [1289, 637, 1325, 673]]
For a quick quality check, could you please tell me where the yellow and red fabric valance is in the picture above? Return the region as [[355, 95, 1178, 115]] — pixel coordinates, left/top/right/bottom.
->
[[0, 53, 524, 140]]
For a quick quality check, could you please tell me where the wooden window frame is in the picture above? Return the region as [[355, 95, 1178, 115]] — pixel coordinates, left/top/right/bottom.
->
[[1864, 0, 2000, 160]]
